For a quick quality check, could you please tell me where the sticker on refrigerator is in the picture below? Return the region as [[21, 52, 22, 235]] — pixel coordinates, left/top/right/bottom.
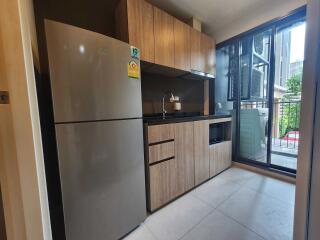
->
[[130, 46, 140, 60], [128, 60, 140, 79]]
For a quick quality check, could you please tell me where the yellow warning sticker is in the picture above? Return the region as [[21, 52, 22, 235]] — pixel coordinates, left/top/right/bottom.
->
[[128, 60, 140, 79]]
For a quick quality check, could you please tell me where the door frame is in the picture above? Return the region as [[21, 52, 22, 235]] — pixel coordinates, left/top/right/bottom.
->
[[0, 0, 51, 239], [294, 0, 320, 239], [217, 6, 307, 175]]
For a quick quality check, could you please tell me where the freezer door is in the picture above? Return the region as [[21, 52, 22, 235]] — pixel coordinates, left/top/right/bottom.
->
[[55, 119, 146, 240], [45, 20, 142, 123]]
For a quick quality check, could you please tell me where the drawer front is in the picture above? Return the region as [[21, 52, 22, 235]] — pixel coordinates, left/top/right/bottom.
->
[[148, 124, 174, 144], [149, 141, 175, 164]]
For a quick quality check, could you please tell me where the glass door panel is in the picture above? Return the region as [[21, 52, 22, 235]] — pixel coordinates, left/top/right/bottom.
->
[[239, 29, 272, 164], [271, 21, 306, 171]]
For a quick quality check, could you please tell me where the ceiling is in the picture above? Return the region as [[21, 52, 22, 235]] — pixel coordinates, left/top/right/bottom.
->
[[148, 0, 306, 42]]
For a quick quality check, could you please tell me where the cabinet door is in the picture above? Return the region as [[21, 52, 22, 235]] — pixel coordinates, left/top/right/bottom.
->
[[190, 28, 203, 72], [154, 7, 174, 68], [194, 120, 210, 185], [174, 19, 190, 71], [174, 122, 194, 195], [209, 141, 232, 177], [201, 34, 216, 75], [127, 0, 155, 62], [149, 160, 171, 210]]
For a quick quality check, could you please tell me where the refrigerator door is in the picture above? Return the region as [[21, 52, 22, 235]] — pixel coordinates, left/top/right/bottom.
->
[[55, 119, 146, 240], [45, 20, 142, 123]]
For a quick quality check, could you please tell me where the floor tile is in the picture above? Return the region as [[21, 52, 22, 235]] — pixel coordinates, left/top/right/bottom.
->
[[181, 210, 264, 240], [191, 177, 242, 208], [123, 224, 157, 240], [145, 194, 213, 240], [244, 175, 296, 205], [215, 167, 258, 184], [218, 187, 294, 240]]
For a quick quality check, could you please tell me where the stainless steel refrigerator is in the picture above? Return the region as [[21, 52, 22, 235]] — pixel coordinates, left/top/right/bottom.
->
[[45, 20, 146, 240]]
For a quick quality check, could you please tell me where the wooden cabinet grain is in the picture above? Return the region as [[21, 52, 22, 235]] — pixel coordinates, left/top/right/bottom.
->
[[148, 124, 175, 144], [209, 141, 232, 177], [174, 19, 191, 71], [190, 28, 216, 75], [115, 0, 155, 62], [174, 122, 195, 194], [201, 34, 216, 75], [149, 141, 174, 164], [149, 160, 171, 210], [190, 28, 203, 73], [154, 7, 175, 68], [194, 120, 210, 185]]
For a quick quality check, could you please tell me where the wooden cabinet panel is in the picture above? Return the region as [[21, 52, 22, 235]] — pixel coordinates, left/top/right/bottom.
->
[[148, 124, 174, 144], [116, 0, 155, 62], [190, 28, 216, 75], [149, 141, 174, 164], [194, 120, 210, 185], [201, 34, 216, 75], [174, 19, 190, 71], [154, 7, 174, 68], [174, 122, 194, 194], [149, 160, 171, 210], [190, 28, 203, 72], [209, 141, 232, 177]]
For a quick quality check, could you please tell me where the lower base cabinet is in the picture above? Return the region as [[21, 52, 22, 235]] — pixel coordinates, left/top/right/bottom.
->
[[149, 159, 174, 210], [147, 119, 232, 212], [209, 141, 232, 177]]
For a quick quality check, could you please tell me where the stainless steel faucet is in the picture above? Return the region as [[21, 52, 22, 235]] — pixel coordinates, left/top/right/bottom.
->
[[162, 94, 168, 119]]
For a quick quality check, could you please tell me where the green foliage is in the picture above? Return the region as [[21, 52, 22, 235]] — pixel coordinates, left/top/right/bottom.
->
[[279, 72, 302, 137]]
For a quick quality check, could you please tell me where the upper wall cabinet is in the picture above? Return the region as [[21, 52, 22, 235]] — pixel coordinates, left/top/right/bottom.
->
[[116, 0, 215, 75], [202, 34, 216, 75], [190, 28, 216, 75], [116, 0, 155, 63], [174, 19, 191, 72], [154, 7, 175, 68]]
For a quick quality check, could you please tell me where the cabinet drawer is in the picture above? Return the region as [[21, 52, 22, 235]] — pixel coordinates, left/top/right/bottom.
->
[[149, 141, 174, 164], [209, 141, 232, 177], [148, 124, 174, 144]]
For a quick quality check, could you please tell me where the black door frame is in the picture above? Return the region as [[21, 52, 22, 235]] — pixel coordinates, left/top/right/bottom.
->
[[217, 6, 307, 176]]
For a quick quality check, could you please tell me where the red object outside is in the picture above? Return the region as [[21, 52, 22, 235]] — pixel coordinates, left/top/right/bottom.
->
[[282, 131, 300, 142]]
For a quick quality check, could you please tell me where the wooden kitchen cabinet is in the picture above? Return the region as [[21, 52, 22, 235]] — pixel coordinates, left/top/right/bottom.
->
[[194, 120, 210, 185], [174, 19, 191, 71], [190, 28, 216, 75], [154, 7, 175, 68], [148, 141, 174, 164], [149, 160, 171, 210], [147, 124, 175, 144], [115, 0, 155, 62], [201, 34, 216, 75], [209, 141, 232, 177], [190, 28, 204, 73], [174, 122, 195, 194]]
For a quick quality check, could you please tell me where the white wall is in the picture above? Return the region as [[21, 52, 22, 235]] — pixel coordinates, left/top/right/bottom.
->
[[214, 0, 306, 43]]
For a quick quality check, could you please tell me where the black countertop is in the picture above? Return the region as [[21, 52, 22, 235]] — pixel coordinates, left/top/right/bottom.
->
[[143, 112, 232, 125]]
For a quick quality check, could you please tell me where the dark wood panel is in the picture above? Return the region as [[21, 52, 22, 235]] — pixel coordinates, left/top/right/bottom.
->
[[174, 19, 190, 71], [154, 7, 174, 68]]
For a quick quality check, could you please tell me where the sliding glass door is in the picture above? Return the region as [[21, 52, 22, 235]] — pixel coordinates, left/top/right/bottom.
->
[[239, 30, 272, 164], [271, 20, 306, 171], [216, 7, 306, 174]]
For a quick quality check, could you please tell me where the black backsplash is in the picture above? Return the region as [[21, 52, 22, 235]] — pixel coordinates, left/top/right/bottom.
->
[[141, 72, 204, 114]]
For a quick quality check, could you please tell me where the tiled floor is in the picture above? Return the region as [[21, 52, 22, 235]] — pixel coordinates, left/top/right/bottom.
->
[[124, 167, 295, 240]]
